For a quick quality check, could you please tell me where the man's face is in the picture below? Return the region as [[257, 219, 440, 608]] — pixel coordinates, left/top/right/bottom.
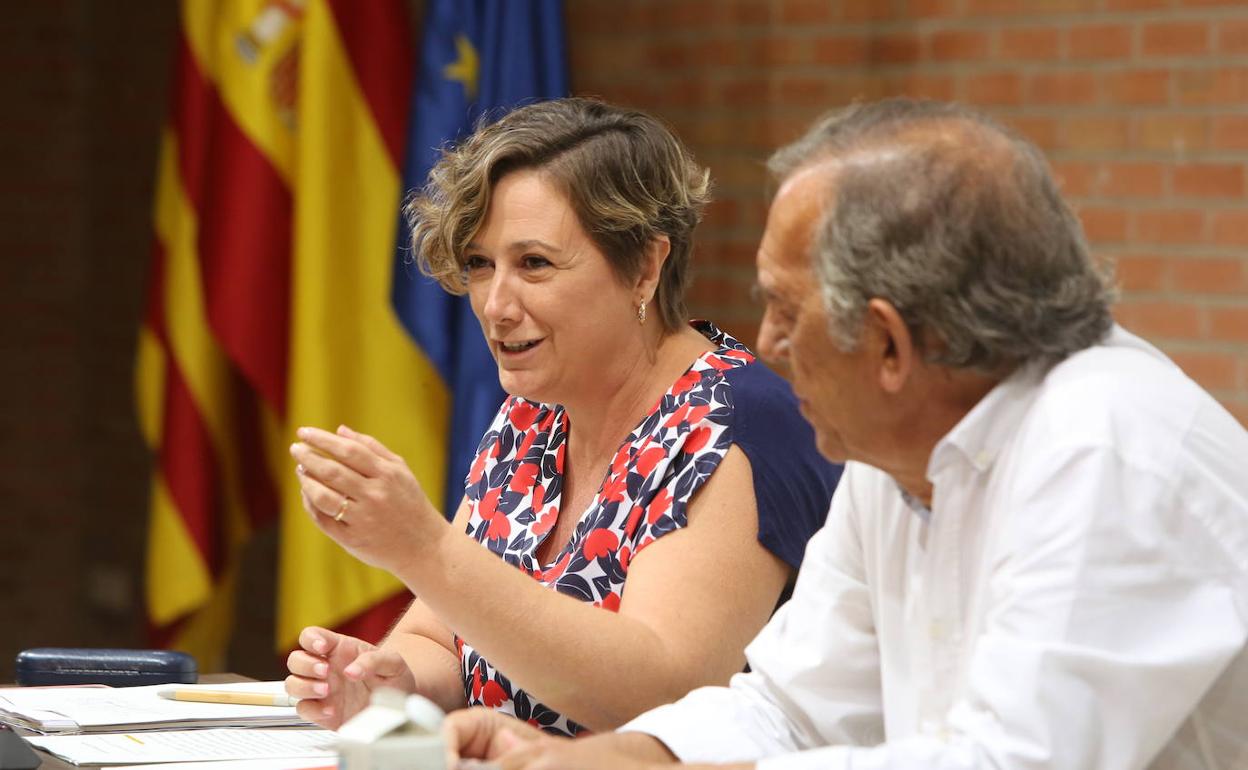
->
[[755, 165, 871, 463]]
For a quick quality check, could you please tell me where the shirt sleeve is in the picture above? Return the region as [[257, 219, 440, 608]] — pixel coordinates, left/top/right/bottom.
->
[[620, 465, 883, 762], [766, 443, 1248, 770], [723, 362, 843, 569]]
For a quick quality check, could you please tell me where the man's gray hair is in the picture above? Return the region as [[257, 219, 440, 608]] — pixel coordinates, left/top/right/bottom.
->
[[770, 98, 1115, 374]]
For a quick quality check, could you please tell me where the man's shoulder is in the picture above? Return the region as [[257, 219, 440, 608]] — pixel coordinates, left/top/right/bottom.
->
[[1035, 330, 1201, 430], [1021, 327, 1246, 477], [1042, 325, 1189, 403]]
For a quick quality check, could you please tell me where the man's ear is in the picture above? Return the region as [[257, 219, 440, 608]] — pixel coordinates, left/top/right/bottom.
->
[[636, 234, 671, 303], [864, 298, 914, 395]]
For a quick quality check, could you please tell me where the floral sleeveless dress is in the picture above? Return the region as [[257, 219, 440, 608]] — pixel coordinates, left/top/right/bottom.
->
[[457, 322, 760, 736]]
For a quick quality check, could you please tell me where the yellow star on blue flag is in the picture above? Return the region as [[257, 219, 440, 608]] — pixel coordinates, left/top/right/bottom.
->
[[443, 34, 479, 100]]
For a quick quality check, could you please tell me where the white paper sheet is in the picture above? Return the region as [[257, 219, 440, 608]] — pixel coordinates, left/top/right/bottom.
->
[[114, 759, 337, 770], [27, 728, 336, 765], [0, 682, 308, 734]]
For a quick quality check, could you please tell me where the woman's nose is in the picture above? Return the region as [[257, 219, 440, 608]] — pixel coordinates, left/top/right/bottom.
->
[[481, 270, 521, 325]]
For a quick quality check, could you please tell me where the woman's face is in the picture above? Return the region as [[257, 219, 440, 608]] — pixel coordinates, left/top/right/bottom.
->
[[465, 169, 640, 405]]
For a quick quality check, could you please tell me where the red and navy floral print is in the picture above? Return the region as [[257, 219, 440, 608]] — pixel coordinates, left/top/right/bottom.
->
[[456, 321, 839, 736]]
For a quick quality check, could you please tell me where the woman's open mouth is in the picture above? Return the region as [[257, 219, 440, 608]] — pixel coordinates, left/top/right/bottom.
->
[[498, 339, 542, 354]]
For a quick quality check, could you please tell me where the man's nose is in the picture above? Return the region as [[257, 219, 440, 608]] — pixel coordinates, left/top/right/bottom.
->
[[757, 317, 790, 367]]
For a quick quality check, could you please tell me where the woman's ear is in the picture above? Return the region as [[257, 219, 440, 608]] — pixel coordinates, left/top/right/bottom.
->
[[864, 298, 914, 395], [637, 235, 671, 302]]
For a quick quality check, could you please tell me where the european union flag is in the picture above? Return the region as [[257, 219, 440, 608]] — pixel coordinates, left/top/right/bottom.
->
[[392, 0, 568, 515]]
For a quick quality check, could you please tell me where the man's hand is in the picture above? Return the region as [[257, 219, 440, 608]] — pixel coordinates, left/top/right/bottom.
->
[[284, 626, 416, 729], [442, 707, 550, 766], [491, 729, 681, 770]]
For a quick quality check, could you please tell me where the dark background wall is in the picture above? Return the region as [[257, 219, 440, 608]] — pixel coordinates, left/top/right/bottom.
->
[[2, 1, 181, 678], [2, 0, 1245, 682]]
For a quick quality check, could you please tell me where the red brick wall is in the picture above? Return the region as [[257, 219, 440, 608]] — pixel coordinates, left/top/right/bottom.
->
[[567, 0, 1248, 425]]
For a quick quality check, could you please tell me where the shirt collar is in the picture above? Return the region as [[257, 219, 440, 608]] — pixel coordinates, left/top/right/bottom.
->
[[926, 359, 1046, 481]]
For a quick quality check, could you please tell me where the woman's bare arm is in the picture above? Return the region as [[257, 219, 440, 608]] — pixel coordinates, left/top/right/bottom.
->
[[396, 446, 789, 730]]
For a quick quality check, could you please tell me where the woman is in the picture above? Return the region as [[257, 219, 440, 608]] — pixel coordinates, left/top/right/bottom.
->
[[285, 98, 839, 735]]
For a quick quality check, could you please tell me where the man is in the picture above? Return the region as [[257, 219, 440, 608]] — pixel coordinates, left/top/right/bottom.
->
[[443, 99, 1248, 769]]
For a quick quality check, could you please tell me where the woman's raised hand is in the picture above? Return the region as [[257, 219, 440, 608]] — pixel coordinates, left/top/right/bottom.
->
[[284, 626, 417, 730], [290, 425, 446, 575]]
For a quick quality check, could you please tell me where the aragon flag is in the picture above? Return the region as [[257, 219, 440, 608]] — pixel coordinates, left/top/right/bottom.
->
[[138, 0, 428, 665], [391, 0, 569, 517]]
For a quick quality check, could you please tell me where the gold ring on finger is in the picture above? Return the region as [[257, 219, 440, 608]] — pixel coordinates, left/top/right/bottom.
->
[[333, 496, 352, 523]]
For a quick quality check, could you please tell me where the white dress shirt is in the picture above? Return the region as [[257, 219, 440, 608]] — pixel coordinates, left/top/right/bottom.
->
[[623, 326, 1248, 770]]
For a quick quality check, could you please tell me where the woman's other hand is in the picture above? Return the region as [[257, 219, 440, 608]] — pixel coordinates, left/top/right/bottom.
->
[[284, 626, 416, 729], [290, 425, 446, 575]]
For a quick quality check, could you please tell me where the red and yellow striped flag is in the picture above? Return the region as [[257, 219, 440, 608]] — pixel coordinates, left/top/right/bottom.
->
[[138, 0, 450, 667]]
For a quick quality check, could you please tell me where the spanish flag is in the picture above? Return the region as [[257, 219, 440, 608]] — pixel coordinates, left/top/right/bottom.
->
[[139, 0, 432, 666]]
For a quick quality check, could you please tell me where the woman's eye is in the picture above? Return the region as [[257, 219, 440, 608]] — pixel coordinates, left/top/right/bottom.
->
[[521, 255, 551, 270], [464, 255, 491, 272]]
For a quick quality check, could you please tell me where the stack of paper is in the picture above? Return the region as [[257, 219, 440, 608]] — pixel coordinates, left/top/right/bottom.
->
[[25, 729, 336, 766], [114, 762, 335, 770], [113, 762, 336, 770], [0, 682, 311, 735]]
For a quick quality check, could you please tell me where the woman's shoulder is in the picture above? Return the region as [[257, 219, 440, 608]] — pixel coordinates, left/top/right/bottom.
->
[[711, 356, 831, 468], [685, 333, 842, 571], [719, 359, 805, 423], [690, 319, 756, 371]]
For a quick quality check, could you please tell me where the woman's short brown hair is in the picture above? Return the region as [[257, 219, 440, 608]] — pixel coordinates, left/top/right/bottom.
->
[[406, 97, 710, 333]]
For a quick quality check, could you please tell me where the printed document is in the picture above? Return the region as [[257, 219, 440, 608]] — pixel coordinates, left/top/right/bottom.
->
[[26, 728, 336, 765], [113, 760, 334, 770]]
